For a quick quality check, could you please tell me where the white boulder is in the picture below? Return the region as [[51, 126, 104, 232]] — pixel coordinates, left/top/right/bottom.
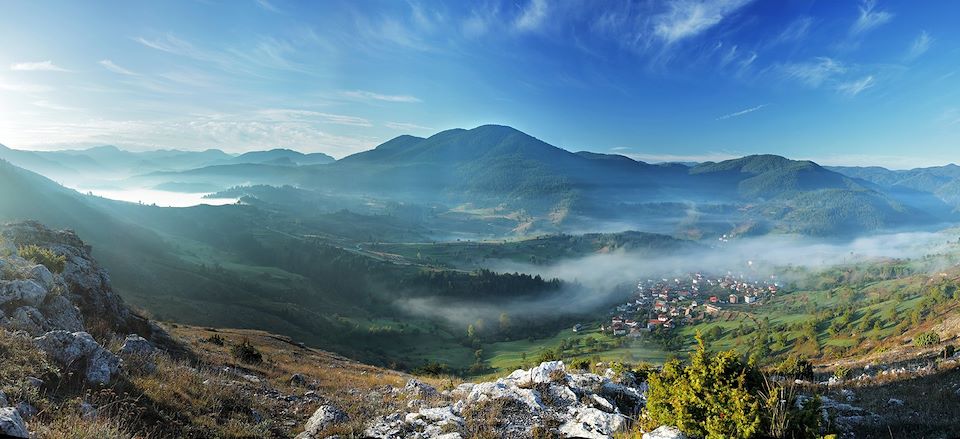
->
[[295, 405, 349, 439], [518, 361, 566, 386], [33, 330, 121, 385], [467, 381, 544, 412], [558, 407, 626, 438], [643, 425, 687, 439]]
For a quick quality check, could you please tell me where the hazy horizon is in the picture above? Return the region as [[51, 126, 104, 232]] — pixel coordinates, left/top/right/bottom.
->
[[2, 125, 958, 171]]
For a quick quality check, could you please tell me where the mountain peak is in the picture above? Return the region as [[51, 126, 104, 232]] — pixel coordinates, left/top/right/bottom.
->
[[692, 154, 819, 175]]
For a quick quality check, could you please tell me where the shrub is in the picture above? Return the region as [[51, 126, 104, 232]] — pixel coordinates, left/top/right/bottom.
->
[[230, 339, 262, 364], [774, 355, 814, 380], [536, 349, 560, 363], [413, 361, 451, 376], [833, 366, 849, 380], [643, 335, 762, 438], [914, 331, 941, 347], [205, 334, 225, 346], [569, 358, 590, 371], [18, 244, 66, 273]]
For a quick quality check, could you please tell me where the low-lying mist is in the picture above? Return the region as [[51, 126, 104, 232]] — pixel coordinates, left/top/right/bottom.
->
[[395, 230, 960, 327]]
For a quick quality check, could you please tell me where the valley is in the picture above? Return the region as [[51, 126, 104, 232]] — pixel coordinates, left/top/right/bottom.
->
[[4, 129, 960, 381]]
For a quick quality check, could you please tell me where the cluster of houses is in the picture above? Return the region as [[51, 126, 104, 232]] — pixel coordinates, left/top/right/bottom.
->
[[596, 271, 781, 337]]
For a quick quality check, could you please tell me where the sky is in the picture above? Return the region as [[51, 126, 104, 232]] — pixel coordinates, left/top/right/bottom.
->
[[0, 0, 959, 168]]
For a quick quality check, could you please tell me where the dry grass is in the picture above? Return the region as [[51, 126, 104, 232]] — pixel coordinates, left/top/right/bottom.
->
[[164, 324, 452, 438], [0, 323, 458, 438]]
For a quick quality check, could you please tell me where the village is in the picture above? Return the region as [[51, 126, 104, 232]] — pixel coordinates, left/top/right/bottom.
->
[[588, 270, 782, 337]]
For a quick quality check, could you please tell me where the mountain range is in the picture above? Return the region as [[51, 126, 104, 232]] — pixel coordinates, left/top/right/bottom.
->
[[0, 143, 334, 189], [2, 125, 959, 238]]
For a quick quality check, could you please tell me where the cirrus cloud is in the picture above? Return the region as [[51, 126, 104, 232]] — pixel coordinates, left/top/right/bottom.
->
[[10, 60, 70, 72]]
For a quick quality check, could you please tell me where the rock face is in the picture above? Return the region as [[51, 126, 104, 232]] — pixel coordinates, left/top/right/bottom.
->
[[361, 361, 647, 439], [0, 280, 48, 307], [33, 330, 121, 385], [0, 407, 29, 438], [0, 222, 185, 356], [295, 405, 349, 438]]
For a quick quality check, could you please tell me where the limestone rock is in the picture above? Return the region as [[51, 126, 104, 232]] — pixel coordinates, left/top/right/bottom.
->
[[27, 265, 54, 291], [643, 425, 687, 439], [1, 280, 47, 307], [7, 306, 46, 335], [33, 330, 120, 385], [119, 334, 158, 373], [295, 405, 349, 439], [39, 294, 84, 332], [404, 379, 438, 398], [517, 360, 566, 386], [558, 407, 626, 439]]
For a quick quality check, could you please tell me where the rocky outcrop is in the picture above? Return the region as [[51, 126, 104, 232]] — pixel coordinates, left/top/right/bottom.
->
[[361, 361, 647, 439], [0, 221, 186, 357], [33, 330, 121, 385]]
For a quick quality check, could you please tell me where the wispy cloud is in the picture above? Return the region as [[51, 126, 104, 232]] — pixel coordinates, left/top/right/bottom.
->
[[385, 121, 433, 131], [254, 0, 280, 13], [906, 31, 933, 60], [770, 16, 813, 46], [258, 109, 372, 127], [33, 100, 78, 111], [836, 75, 876, 96], [10, 60, 69, 72], [0, 79, 53, 93], [99, 59, 138, 76], [851, 0, 893, 35], [937, 108, 960, 126], [514, 0, 548, 32], [780, 57, 846, 87], [342, 90, 421, 103], [716, 104, 768, 120], [653, 0, 754, 44], [135, 34, 210, 60]]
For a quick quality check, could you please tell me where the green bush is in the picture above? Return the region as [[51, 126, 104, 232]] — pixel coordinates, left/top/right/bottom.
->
[[414, 361, 451, 376], [643, 335, 763, 438], [833, 366, 850, 380], [914, 331, 941, 347], [18, 244, 66, 273], [569, 358, 590, 371], [774, 355, 814, 380], [230, 338, 262, 364], [644, 334, 826, 438]]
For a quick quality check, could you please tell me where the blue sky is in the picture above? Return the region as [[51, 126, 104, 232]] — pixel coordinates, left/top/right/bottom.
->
[[0, 0, 958, 168]]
